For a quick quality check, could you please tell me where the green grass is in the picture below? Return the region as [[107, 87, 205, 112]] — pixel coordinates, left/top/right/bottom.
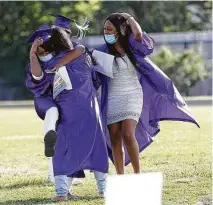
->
[[0, 96, 211, 106], [0, 106, 212, 205], [182, 96, 212, 101]]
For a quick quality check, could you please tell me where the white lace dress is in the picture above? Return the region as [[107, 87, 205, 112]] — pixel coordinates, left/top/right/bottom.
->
[[107, 54, 143, 125]]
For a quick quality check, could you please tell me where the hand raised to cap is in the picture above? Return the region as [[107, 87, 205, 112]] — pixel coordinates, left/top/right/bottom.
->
[[30, 37, 43, 54]]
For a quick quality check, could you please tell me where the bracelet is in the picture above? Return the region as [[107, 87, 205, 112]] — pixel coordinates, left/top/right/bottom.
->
[[32, 71, 44, 80]]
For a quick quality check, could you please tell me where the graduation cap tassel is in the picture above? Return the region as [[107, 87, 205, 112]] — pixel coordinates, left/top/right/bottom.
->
[[74, 17, 89, 40]]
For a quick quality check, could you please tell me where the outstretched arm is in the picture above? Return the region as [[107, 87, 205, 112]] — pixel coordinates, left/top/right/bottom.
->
[[52, 45, 85, 71]]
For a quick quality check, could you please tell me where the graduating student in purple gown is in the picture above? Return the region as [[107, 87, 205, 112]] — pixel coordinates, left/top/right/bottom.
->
[[48, 14, 107, 198], [25, 25, 87, 199], [26, 27, 108, 201], [53, 12, 199, 176], [25, 24, 86, 182], [95, 12, 199, 174], [26, 24, 85, 158], [33, 16, 87, 186]]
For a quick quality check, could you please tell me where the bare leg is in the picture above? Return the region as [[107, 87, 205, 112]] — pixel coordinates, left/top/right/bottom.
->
[[108, 122, 125, 174], [122, 119, 140, 173]]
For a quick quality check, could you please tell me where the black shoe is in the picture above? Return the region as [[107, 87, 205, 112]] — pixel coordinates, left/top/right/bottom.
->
[[44, 130, 57, 157]]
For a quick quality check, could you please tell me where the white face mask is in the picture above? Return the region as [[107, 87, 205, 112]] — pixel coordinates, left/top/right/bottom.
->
[[38, 53, 53, 62]]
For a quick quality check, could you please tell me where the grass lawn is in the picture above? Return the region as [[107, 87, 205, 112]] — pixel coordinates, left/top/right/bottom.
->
[[0, 105, 212, 205]]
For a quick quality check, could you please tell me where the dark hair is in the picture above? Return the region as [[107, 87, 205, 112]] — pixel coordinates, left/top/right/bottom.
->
[[39, 40, 53, 52], [46, 28, 73, 55], [65, 28, 72, 35], [104, 13, 137, 68]]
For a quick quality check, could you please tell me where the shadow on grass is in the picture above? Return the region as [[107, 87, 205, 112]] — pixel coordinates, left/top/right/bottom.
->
[[0, 198, 52, 205], [0, 195, 102, 205], [0, 180, 52, 190], [71, 195, 101, 201]]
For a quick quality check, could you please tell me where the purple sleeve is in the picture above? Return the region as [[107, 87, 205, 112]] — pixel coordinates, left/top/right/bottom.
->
[[91, 65, 105, 90], [128, 31, 154, 56], [25, 64, 52, 97]]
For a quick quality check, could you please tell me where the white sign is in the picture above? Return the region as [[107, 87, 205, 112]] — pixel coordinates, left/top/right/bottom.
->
[[105, 172, 163, 205]]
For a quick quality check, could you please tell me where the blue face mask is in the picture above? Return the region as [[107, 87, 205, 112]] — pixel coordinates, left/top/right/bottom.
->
[[38, 53, 53, 62], [104, 34, 118, 44]]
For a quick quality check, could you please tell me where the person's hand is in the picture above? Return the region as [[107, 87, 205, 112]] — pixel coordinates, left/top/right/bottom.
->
[[119, 12, 132, 20], [51, 64, 63, 72], [30, 37, 43, 55]]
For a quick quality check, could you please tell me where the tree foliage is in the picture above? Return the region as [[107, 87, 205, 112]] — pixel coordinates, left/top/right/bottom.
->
[[0, 1, 211, 99], [0, 1, 100, 99], [151, 47, 208, 96], [95, 1, 212, 34]]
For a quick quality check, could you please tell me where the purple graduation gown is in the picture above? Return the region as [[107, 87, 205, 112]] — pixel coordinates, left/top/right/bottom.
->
[[52, 53, 108, 176], [95, 32, 199, 166], [26, 53, 94, 177], [26, 41, 79, 120], [26, 51, 109, 176], [26, 62, 56, 120]]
